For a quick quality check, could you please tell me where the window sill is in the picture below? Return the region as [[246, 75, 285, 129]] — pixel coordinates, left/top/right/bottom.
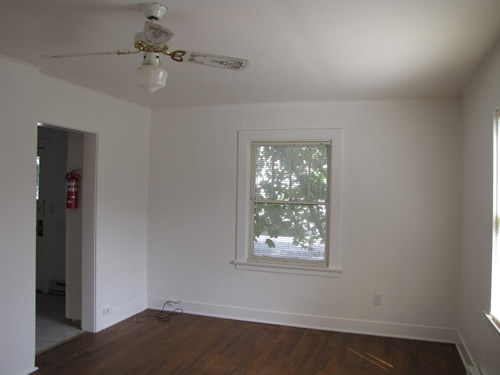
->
[[231, 260, 342, 278], [484, 312, 500, 337]]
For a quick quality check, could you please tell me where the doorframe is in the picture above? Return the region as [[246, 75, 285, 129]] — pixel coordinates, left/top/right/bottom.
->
[[81, 131, 97, 332], [37, 122, 98, 333]]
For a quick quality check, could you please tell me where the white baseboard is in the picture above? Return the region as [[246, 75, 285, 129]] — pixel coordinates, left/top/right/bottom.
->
[[455, 331, 482, 375], [22, 367, 38, 375], [101, 297, 147, 330], [148, 296, 457, 343]]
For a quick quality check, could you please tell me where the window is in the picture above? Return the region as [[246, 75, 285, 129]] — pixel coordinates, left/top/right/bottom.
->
[[250, 142, 329, 266], [235, 129, 342, 277], [491, 110, 500, 329]]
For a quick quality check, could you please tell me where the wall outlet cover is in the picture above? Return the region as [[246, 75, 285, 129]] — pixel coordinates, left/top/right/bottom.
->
[[103, 304, 112, 315]]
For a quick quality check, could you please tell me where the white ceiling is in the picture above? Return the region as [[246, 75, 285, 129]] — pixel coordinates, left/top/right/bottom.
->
[[1, 0, 500, 108]]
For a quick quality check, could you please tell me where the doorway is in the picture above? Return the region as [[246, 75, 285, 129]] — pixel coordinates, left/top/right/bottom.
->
[[35, 124, 97, 353]]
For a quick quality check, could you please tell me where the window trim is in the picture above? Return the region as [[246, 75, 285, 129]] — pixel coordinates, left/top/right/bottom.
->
[[235, 129, 342, 277], [491, 109, 500, 329], [484, 312, 500, 336]]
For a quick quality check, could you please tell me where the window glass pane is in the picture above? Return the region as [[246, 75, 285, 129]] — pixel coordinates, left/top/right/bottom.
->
[[291, 146, 309, 201], [254, 145, 273, 200], [273, 146, 291, 201], [253, 202, 326, 263], [310, 145, 329, 202]]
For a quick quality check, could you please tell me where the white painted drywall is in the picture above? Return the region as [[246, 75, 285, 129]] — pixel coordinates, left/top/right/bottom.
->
[[0, 55, 151, 374], [66, 131, 83, 321], [147, 100, 462, 340], [460, 39, 500, 375], [80, 132, 97, 333], [37, 74, 151, 332], [0, 57, 40, 375]]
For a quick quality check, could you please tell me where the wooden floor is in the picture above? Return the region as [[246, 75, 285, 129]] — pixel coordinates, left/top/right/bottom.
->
[[34, 310, 465, 375]]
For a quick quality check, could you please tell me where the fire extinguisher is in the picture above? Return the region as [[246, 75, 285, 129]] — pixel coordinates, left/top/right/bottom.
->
[[66, 171, 81, 209]]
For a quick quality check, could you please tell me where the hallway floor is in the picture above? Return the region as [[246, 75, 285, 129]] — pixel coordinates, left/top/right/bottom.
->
[[36, 293, 83, 354]]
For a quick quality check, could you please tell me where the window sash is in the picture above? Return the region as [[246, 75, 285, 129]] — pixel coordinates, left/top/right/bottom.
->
[[250, 142, 329, 202], [249, 142, 330, 266]]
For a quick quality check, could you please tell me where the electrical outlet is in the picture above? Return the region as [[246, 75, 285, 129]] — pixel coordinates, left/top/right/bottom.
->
[[373, 293, 382, 306], [103, 304, 112, 315]]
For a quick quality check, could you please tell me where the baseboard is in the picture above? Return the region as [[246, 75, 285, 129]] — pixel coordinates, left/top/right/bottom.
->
[[101, 297, 147, 330], [148, 296, 458, 343], [22, 366, 38, 375], [455, 331, 482, 375]]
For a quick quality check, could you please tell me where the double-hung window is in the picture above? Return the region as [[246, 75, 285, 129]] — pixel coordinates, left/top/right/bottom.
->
[[250, 142, 329, 266], [235, 129, 342, 277]]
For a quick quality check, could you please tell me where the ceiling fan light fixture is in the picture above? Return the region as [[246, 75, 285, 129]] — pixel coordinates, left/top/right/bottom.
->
[[141, 2, 167, 21], [43, 2, 249, 93], [134, 52, 168, 93]]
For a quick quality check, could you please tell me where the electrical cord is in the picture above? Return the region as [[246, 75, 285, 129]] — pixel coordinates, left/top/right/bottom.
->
[[134, 300, 183, 323]]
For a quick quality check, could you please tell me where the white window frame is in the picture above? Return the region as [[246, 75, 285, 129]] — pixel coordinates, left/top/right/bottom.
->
[[489, 109, 500, 334], [234, 129, 342, 277]]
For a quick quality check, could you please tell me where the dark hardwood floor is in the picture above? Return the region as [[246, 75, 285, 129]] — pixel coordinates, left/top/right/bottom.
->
[[34, 310, 466, 375]]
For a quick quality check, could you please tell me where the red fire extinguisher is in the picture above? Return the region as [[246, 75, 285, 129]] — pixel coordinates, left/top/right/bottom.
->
[[66, 171, 81, 209]]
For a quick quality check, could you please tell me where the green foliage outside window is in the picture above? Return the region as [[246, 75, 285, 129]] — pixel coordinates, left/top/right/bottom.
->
[[252, 144, 329, 258]]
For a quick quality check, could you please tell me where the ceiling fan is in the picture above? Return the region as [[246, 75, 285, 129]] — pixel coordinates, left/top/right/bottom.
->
[[44, 2, 249, 93]]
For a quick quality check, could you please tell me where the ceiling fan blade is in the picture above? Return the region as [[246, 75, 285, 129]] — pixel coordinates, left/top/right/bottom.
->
[[183, 51, 249, 71], [43, 50, 140, 58], [142, 21, 175, 47]]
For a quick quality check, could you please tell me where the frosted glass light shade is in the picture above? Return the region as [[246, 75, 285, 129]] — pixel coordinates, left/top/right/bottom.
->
[[134, 65, 168, 93]]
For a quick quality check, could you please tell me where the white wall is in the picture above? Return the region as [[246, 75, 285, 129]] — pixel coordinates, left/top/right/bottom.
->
[[460, 40, 500, 375], [66, 131, 83, 320], [0, 55, 151, 375], [148, 100, 462, 341], [37, 74, 151, 331], [0, 57, 40, 375]]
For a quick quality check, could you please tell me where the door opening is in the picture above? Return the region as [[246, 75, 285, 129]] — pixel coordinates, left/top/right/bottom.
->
[[35, 124, 97, 353]]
